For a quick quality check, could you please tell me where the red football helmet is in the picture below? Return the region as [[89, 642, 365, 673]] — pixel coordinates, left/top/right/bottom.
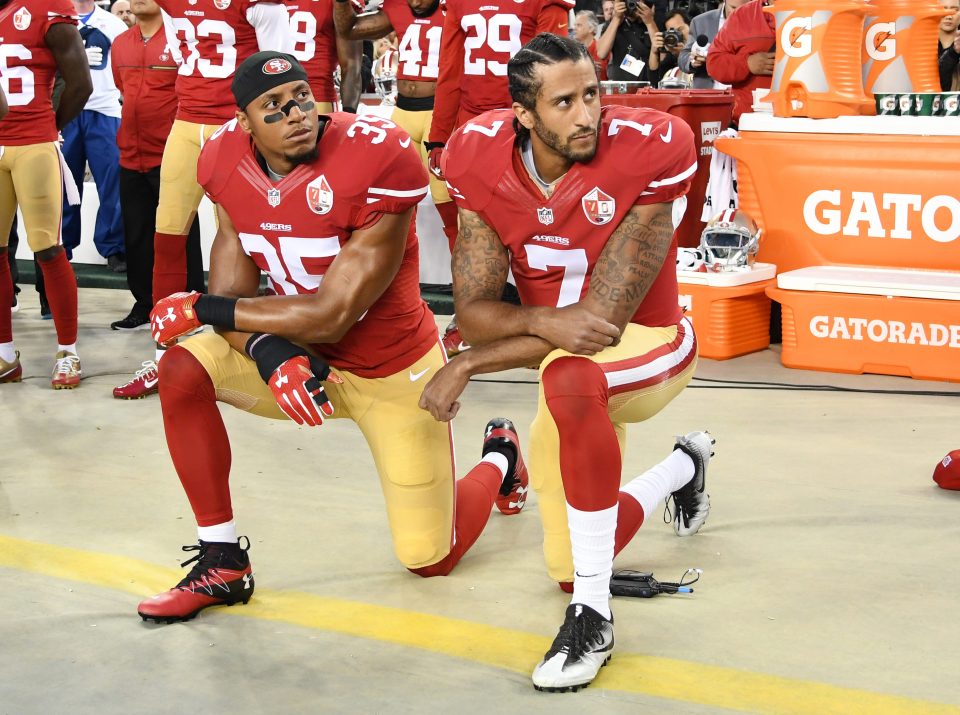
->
[[933, 450, 960, 490]]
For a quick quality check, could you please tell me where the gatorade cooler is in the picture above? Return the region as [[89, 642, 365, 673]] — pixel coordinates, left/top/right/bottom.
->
[[767, 266, 960, 382], [863, 0, 947, 96], [602, 89, 734, 248], [677, 263, 776, 359], [764, 0, 873, 118]]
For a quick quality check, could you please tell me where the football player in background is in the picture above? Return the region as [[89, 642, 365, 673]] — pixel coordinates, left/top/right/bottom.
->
[[138, 52, 528, 623], [113, 0, 291, 397], [426, 0, 574, 355], [0, 0, 92, 387], [420, 33, 714, 691], [334, 0, 460, 248], [287, 0, 362, 113]]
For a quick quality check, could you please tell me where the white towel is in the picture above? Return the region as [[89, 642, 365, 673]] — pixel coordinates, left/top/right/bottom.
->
[[701, 127, 738, 222]]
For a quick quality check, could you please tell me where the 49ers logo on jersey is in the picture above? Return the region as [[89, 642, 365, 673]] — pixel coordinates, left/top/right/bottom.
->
[[306, 175, 333, 215], [582, 187, 616, 226], [13, 6, 31, 30]]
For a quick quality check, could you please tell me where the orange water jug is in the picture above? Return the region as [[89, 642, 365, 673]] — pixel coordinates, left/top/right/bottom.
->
[[862, 0, 947, 95], [764, 0, 874, 117]]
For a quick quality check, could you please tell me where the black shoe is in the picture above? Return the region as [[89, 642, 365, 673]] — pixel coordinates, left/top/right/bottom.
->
[[107, 254, 127, 273], [111, 308, 150, 331], [532, 604, 615, 692]]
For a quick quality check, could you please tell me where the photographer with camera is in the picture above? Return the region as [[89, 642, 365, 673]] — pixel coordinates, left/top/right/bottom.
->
[[596, 0, 667, 82], [679, 0, 749, 88], [648, 10, 691, 86]]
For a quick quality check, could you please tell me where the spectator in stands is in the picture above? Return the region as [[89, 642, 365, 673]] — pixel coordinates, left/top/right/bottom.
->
[[647, 9, 689, 86], [574, 10, 608, 80], [597, 0, 658, 83], [706, 0, 774, 124], [110, 0, 203, 334], [111, 0, 134, 27], [62, 0, 128, 273], [679, 0, 748, 88], [939, 0, 960, 89], [600, 0, 614, 28]]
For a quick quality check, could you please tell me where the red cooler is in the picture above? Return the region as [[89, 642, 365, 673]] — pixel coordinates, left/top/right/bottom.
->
[[602, 89, 734, 248]]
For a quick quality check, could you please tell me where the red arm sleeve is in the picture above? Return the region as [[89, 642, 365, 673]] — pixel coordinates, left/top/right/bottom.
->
[[705, 12, 752, 85], [428, 4, 464, 146]]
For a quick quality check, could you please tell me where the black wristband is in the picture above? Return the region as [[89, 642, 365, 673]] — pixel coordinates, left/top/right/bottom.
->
[[194, 294, 238, 331], [245, 333, 331, 383], [424, 141, 445, 151]]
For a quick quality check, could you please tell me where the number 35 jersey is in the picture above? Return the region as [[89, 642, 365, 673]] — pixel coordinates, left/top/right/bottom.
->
[[0, 0, 78, 146], [197, 113, 438, 378], [443, 105, 697, 328]]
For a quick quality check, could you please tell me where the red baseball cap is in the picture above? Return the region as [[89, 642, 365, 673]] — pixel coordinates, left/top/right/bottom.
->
[[933, 450, 960, 491]]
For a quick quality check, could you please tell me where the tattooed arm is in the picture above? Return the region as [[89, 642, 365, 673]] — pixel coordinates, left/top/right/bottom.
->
[[454, 208, 619, 352], [580, 201, 675, 333]]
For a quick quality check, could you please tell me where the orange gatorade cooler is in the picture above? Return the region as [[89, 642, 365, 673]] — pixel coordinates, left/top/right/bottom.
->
[[768, 266, 960, 382], [765, 0, 873, 117], [677, 263, 776, 359], [862, 0, 947, 96]]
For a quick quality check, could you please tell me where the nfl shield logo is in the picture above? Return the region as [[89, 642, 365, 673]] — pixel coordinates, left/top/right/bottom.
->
[[582, 187, 616, 225], [13, 7, 31, 30], [306, 175, 333, 215], [213, 0, 231, 8], [537, 207, 554, 225], [267, 188, 281, 207]]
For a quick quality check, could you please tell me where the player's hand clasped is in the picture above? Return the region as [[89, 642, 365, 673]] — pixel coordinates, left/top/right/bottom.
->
[[151, 291, 202, 347], [534, 304, 621, 355], [419, 361, 469, 422]]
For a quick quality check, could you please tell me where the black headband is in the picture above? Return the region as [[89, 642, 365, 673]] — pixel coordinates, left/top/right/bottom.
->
[[232, 51, 310, 111]]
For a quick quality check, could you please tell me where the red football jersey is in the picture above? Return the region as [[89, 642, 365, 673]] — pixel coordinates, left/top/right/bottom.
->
[[0, 0, 78, 146], [428, 0, 573, 145], [287, 0, 337, 102], [157, 0, 277, 123], [381, 0, 444, 82], [197, 113, 437, 378], [443, 105, 697, 328]]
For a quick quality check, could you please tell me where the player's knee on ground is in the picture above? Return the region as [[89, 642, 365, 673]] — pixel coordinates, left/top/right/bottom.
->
[[541, 355, 608, 403]]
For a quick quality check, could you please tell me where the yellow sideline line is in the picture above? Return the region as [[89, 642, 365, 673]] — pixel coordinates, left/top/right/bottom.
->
[[1, 533, 956, 715]]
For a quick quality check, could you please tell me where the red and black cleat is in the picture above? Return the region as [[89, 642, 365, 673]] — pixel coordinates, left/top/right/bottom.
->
[[138, 537, 254, 623], [483, 418, 529, 515]]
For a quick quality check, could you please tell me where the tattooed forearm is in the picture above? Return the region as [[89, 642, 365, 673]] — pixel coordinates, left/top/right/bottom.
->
[[452, 208, 509, 305], [584, 202, 674, 329]]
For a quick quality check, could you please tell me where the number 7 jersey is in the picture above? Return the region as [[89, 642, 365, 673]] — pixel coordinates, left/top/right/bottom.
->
[[443, 105, 698, 328]]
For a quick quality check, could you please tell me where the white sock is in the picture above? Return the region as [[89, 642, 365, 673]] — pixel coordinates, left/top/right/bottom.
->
[[197, 520, 238, 544], [57, 343, 77, 355], [481, 452, 508, 480], [155, 346, 167, 363], [567, 503, 617, 620], [0, 342, 15, 363], [620, 449, 695, 518]]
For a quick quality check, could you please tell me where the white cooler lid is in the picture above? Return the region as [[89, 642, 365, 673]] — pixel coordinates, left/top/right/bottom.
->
[[776, 266, 960, 301], [737, 113, 960, 137], [678, 262, 776, 286]]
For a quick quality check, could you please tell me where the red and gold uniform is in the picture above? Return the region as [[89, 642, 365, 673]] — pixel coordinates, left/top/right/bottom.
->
[[151, 0, 290, 303], [0, 0, 77, 250], [181, 113, 472, 568], [444, 105, 700, 581], [287, 0, 338, 108], [428, 0, 574, 147]]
